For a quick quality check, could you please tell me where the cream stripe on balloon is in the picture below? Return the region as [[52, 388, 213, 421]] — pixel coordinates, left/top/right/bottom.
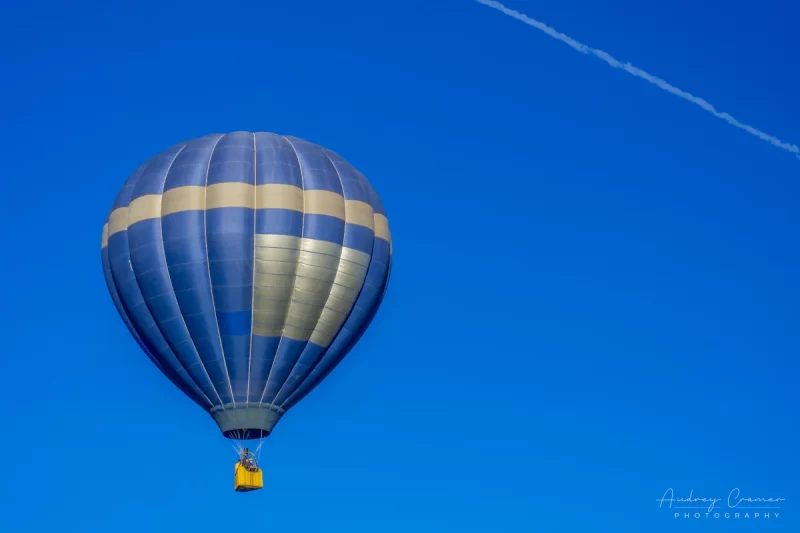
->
[[345, 200, 374, 229], [373, 213, 390, 242], [163, 186, 205, 215], [128, 194, 162, 225], [103, 183, 390, 246], [108, 207, 129, 236], [304, 189, 345, 220], [257, 184, 303, 211]]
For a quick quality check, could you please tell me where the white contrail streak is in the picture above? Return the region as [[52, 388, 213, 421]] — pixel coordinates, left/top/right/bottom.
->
[[475, 0, 800, 158]]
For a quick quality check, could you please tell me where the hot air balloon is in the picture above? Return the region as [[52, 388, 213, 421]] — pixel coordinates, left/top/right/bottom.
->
[[101, 132, 392, 491]]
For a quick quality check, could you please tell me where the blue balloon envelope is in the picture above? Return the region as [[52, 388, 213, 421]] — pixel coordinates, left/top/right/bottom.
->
[[101, 132, 392, 439]]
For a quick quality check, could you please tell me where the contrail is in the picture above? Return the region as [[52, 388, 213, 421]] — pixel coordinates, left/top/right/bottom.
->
[[475, 0, 800, 158]]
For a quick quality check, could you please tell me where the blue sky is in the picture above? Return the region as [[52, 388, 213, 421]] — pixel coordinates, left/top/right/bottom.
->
[[0, 0, 798, 531]]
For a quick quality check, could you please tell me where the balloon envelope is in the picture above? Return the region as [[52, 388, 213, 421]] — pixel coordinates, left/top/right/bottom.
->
[[101, 132, 392, 438]]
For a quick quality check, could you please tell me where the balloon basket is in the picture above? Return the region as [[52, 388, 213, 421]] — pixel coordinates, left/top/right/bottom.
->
[[234, 462, 263, 492]]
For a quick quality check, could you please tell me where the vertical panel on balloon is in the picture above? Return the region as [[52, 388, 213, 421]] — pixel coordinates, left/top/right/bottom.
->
[[128, 218, 219, 406], [261, 138, 347, 404], [127, 149, 221, 405], [162, 210, 233, 407], [206, 206, 255, 404], [274, 224, 373, 406], [254, 133, 303, 187], [161, 136, 232, 408], [205, 132, 257, 403], [301, 151, 375, 363], [285, 137, 344, 194], [163, 135, 223, 191], [250, 137, 304, 405], [107, 229, 211, 409], [250, 224, 302, 404], [102, 246, 170, 378]]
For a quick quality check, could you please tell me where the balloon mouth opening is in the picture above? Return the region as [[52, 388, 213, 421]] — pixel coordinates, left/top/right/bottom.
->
[[223, 428, 271, 440], [211, 406, 283, 439]]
